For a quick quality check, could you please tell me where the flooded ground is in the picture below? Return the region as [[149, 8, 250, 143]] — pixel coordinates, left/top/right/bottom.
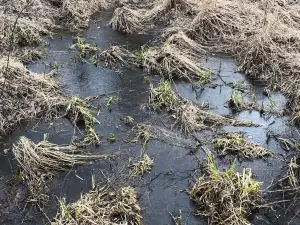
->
[[1, 11, 300, 225]]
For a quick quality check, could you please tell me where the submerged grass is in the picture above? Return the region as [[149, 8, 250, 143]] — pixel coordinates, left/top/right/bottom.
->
[[52, 186, 142, 225], [13, 136, 111, 202], [188, 152, 262, 225], [212, 133, 272, 158]]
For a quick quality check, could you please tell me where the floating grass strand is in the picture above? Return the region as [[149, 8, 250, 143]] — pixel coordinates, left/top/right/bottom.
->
[[213, 132, 272, 158], [13, 137, 111, 202], [188, 152, 262, 225], [52, 186, 142, 225]]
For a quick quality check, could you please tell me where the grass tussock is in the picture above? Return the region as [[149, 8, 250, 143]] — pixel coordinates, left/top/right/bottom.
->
[[52, 186, 142, 225], [0, 0, 109, 53], [174, 101, 253, 134], [96, 45, 139, 67], [141, 43, 208, 81], [213, 133, 272, 158], [0, 58, 65, 136], [286, 156, 300, 188], [148, 80, 177, 111], [13, 136, 111, 202], [109, 7, 145, 34], [188, 152, 262, 225], [129, 154, 154, 175], [109, 0, 199, 34]]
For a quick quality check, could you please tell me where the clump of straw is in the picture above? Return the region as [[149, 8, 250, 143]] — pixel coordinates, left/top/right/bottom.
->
[[129, 154, 154, 175], [213, 133, 272, 158], [188, 152, 262, 225], [109, 7, 144, 33], [96, 45, 139, 67], [13, 136, 111, 202], [0, 58, 64, 137], [174, 101, 253, 134], [52, 186, 142, 225]]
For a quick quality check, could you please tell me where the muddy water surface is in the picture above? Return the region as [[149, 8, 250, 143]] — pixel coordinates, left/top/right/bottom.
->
[[1, 11, 300, 225]]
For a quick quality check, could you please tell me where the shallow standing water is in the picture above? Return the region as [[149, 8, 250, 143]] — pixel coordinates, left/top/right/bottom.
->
[[1, 11, 300, 225]]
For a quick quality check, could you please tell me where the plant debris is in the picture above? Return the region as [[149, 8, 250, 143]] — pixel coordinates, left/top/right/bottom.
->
[[13, 136, 111, 202], [174, 101, 253, 134], [129, 154, 154, 175], [0, 58, 65, 137], [148, 80, 177, 111], [188, 152, 262, 225], [52, 186, 142, 225], [212, 132, 272, 158]]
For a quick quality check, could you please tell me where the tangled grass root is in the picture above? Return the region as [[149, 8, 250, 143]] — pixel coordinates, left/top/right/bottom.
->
[[0, 58, 65, 137], [188, 152, 262, 225], [52, 186, 142, 225], [174, 102, 253, 134], [212, 133, 272, 158], [13, 136, 111, 202], [129, 154, 154, 175]]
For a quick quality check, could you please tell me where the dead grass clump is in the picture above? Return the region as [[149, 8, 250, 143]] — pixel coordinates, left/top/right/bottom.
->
[[213, 133, 272, 158], [174, 101, 253, 134], [60, 0, 108, 30], [142, 43, 208, 81], [0, 14, 47, 51], [0, 58, 64, 136], [129, 154, 154, 175], [148, 80, 177, 111], [52, 186, 142, 225], [13, 136, 111, 202], [188, 152, 262, 225], [109, 7, 145, 33], [96, 45, 139, 67]]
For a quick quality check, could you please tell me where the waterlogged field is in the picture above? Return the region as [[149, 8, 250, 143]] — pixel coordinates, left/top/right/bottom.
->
[[1, 1, 300, 225]]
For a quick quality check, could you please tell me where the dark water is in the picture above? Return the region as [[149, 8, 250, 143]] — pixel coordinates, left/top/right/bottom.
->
[[0, 11, 300, 225]]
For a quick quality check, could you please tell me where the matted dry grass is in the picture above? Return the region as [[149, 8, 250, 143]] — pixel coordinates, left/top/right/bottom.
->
[[174, 101, 253, 134], [0, 58, 65, 136], [0, 0, 109, 53], [52, 186, 142, 225], [13, 136, 111, 202], [189, 152, 262, 225]]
